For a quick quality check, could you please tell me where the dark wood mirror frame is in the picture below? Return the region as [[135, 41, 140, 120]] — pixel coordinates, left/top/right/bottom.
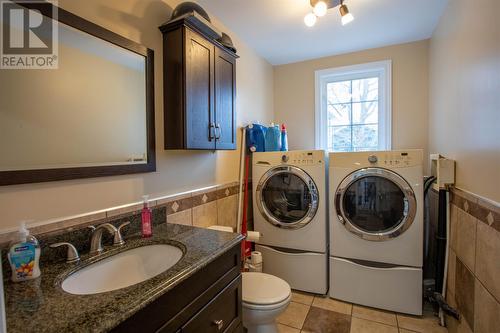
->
[[0, 1, 156, 186]]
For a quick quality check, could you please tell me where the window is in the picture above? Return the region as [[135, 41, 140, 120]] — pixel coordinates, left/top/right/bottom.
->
[[315, 60, 391, 152]]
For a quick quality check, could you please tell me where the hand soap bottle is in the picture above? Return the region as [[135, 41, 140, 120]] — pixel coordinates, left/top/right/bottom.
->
[[141, 195, 153, 238], [7, 222, 41, 282]]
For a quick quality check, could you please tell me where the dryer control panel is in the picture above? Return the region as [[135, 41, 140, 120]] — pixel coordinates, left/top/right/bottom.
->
[[253, 150, 324, 166], [288, 151, 324, 165], [329, 150, 423, 168]]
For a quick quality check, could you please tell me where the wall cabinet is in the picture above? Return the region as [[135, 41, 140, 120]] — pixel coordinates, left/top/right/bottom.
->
[[160, 20, 237, 150]]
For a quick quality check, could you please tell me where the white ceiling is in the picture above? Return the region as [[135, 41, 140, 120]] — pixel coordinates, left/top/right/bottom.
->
[[196, 0, 449, 65]]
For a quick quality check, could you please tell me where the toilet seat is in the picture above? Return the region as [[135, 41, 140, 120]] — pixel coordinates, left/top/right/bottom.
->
[[242, 272, 291, 310]]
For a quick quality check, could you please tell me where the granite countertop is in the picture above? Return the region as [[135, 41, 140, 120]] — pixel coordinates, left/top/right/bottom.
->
[[4, 223, 243, 333]]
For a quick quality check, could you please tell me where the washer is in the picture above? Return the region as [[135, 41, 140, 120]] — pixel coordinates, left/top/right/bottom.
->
[[329, 150, 423, 315], [253, 150, 327, 294]]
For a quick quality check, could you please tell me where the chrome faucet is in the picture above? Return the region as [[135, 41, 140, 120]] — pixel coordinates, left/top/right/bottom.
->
[[89, 222, 130, 255]]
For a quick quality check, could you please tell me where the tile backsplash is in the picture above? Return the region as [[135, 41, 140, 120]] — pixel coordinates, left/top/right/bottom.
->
[[446, 187, 500, 333], [0, 181, 246, 247]]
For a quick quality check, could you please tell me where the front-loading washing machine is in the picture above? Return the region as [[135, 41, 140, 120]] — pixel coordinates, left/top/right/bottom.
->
[[329, 150, 423, 315], [252, 150, 327, 294]]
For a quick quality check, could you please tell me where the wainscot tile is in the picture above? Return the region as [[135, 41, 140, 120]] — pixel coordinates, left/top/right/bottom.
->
[[192, 201, 217, 228], [450, 203, 459, 251], [453, 188, 478, 206], [156, 191, 192, 208], [167, 209, 192, 226], [455, 209, 477, 272], [217, 195, 238, 230], [475, 221, 500, 302], [455, 258, 475, 328], [302, 306, 350, 333], [474, 278, 500, 333], [165, 196, 193, 215], [192, 187, 218, 207], [448, 249, 457, 297]]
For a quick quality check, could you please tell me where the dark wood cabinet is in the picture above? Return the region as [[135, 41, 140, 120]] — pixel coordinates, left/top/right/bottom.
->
[[160, 20, 238, 150], [111, 242, 243, 333]]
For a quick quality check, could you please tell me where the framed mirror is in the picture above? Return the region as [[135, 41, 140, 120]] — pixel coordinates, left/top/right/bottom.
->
[[0, 1, 155, 185]]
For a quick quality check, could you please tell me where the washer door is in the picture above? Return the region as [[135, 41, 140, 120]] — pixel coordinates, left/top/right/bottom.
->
[[335, 168, 416, 241], [256, 166, 319, 229]]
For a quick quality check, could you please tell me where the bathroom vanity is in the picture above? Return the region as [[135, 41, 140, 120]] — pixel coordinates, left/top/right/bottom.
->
[[4, 223, 244, 333]]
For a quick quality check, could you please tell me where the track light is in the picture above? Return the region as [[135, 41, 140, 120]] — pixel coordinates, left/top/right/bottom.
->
[[339, 1, 354, 25], [313, 1, 328, 17], [304, 12, 317, 27]]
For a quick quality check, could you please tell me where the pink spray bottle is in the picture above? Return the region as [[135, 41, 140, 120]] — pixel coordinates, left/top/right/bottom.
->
[[141, 195, 152, 238]]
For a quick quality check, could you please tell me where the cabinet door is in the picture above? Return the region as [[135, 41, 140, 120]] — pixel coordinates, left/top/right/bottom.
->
[[214, 47, 236, 150], [185, 28, 215, 149], [181, 276, 242, 333]]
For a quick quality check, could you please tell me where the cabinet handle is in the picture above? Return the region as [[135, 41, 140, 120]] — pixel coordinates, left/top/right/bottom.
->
[[215, 123, 221, 140], [209, 123, 215, 141], [212, 319, 224, 331]]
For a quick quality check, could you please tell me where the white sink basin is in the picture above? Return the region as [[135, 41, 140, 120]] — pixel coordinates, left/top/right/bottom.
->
[[62, 244, 183, 295]]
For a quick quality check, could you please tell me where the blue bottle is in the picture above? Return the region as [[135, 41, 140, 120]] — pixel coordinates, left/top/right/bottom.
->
[[265, 124, 281, 152], [280, 124, 288, 151], [246, 124, 266, 152]]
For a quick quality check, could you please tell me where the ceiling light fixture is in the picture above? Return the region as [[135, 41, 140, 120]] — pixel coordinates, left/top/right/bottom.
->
[[304, 0, 354, 27]]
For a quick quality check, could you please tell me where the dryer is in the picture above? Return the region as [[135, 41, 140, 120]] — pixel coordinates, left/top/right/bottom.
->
[[329, 150, 423, 315], [253, 150, 327, 294]]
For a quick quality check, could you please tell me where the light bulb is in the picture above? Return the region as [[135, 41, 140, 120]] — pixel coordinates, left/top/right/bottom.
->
[[341, 12, 354, 25], [304, 12, 317, 27], [339, 4, 354, 25], [313, 1, 328, 17]]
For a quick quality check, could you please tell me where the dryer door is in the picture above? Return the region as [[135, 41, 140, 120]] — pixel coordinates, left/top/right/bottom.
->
[[335, 168, 416, 241], [256, 166, 319, 230]]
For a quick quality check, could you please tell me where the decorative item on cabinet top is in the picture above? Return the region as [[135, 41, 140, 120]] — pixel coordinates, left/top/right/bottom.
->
[[159, 2, 238, 151]]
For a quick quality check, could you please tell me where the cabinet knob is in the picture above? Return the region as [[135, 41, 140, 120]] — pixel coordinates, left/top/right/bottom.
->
[[213, 319, 224, 331]]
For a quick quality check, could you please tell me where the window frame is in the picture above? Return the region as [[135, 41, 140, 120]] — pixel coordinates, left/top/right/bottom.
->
[[314, 60, 392, 152]]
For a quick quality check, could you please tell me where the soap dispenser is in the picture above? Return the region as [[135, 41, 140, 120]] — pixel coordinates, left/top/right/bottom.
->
[[7, 222, 41, 282]]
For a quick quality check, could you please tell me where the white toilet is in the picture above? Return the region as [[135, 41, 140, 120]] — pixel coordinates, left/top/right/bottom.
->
[[242, 272, 291, 333], [206, 226, 291, 332]]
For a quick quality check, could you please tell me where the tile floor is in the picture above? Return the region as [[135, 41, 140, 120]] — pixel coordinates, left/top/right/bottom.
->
[[276, 291, 448, 333]]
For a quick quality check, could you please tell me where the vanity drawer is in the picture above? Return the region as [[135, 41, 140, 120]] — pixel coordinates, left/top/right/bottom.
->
[[181, 275, 242, 333]]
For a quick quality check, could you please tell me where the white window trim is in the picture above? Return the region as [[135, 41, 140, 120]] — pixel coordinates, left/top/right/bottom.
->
[[314, 60, 392, 151]]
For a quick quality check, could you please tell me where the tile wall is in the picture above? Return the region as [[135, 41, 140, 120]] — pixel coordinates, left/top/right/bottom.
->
[[446, 188, 500, 333], [0, 181, 248, 246]]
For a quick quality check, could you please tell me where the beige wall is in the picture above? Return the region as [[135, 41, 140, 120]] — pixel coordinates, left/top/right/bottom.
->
[[0, 0, 274, 231], [274, 40, 429, 169], [429, 0, 500, 203]]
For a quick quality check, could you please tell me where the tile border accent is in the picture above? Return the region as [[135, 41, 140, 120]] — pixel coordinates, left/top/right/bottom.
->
[[451, 187, 500, 232], [0, 181, 242, 245]]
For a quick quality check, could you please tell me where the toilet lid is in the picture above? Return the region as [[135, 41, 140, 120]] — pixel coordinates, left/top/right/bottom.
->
[[242, 272, 291, 305]]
